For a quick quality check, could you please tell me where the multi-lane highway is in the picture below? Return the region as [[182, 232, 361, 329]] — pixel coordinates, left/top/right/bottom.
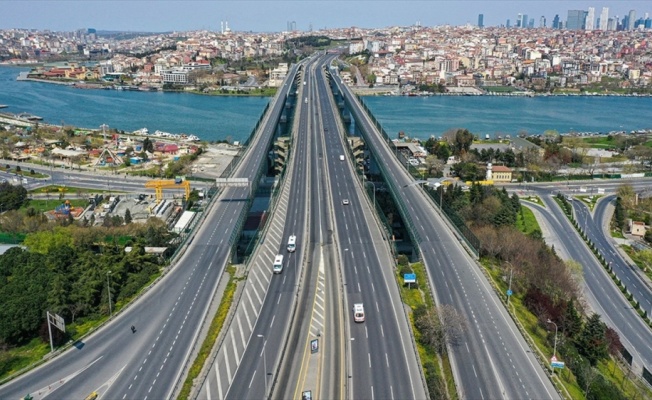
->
[[573, 195, 652, 313], [196, 61, 313, 400], [315, 58, 425, 399], [526, 194, 652, 374], [333, 68, 559, 399], [0, 65, 298, 400]]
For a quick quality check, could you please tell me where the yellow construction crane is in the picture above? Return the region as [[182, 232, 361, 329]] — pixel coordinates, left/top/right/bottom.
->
[[144, 178, 191, 202]]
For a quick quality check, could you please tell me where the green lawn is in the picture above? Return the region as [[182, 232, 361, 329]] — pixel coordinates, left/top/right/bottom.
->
[[582, 136, 617, 149], [517, 206, 542, 236], [22, 198, 88, 213]]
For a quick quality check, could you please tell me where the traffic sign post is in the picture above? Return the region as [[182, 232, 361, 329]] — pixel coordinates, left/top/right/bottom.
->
[[551, 361, 565, 369], [404, 273, 416, 289]]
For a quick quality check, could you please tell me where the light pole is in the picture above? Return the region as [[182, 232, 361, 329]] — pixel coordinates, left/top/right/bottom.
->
[[506, 267, 514, 307], [546, 319, 558, 374], [107, 271, 112, 317], [100, 123, 108, 141], [257, 334, 268, 394]]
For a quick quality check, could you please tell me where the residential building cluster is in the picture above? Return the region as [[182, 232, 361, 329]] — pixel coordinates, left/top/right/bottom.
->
[[2, 22, 651, 93], [343, 25, 652, 92]]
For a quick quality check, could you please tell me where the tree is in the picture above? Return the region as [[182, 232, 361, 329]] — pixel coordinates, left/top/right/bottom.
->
[[124, 208, 132, 224], [576, 313, 609, 366], [0, 182, 29, 210], [446, 129, 474, 156]]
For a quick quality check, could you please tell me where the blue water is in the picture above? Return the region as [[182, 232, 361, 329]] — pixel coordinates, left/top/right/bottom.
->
[[2, 66, 651, 142], [363, 95, 652, 139], [0, 66, 269, 143]]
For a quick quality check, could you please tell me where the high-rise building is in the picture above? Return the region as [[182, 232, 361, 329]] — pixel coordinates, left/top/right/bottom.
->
[[478, 14, 484, 28], [506, 19, 511, 28], [586, 7, 595, 30], [628, 10, 636, 30], [529, 18, 534, 28], [540, 16, 547, 28], [516, 13, 522, 27], [522, 14, 529, 28], [599, 7, 609, 30], [566, 10, 586, 30], [552, 14, 560, 29]]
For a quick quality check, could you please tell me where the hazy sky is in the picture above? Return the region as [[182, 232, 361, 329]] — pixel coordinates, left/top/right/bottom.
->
[[2, 1, 650, 32]]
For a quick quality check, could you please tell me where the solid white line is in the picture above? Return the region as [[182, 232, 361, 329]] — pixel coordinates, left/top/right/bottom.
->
[[216, 357, 224, 399]]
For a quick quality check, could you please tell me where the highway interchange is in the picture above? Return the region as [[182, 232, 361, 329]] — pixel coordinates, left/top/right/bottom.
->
[[1, 52, 651, 399]]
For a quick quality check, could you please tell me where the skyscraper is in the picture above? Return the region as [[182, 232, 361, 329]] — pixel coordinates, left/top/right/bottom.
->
[[599, 7, 609, 30], [552, 14, 560, 29], [628, 10, 636, 30], [540, 16, 547, 28], [522, 14, 529, 28], [517, 13, 522, 28], [586, 7, 595, 30], [506, 19, 511, 28], [478, 14, 484, 28], [566, 10, 587, 30]]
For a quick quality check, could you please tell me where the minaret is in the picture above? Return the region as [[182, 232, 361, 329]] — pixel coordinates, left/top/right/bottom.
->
[[486, 163, 493, 180]]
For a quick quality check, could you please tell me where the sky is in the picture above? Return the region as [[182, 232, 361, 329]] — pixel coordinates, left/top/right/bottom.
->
[[1, 1, 650, 33]]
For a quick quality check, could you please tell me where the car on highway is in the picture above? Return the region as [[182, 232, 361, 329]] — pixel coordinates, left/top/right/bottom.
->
[[342, 199, 350, 205], [287, 235, 296, 253], [84, 392, 98, 400], [273, 254, 284, 274], [353, 303, 365, 322], [339, 154, 345, 161]]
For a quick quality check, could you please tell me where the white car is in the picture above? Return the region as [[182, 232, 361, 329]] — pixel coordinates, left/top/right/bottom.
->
[[342, 199, 350, 205]]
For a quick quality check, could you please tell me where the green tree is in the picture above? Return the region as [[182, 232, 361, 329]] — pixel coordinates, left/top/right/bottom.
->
[[124, 208, 132, 224], [23, 227, 75, 254], [576, 313, 609, 366], [0, 182, 29, 210]]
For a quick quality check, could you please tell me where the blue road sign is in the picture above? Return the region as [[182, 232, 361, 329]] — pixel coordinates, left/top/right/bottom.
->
[[404, 273, 416, 284], [506, 289, 513, 296], [551, 361, 565, 369]]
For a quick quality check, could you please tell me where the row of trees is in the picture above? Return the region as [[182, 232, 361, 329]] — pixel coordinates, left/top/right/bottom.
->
[[0, 221, 175, 347]]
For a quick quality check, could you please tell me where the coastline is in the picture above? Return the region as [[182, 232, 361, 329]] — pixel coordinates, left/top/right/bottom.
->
[[14, 71, 651, 98]]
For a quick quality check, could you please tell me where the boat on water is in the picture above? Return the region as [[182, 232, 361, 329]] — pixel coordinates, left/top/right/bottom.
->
[[16, 112, 43, 121], [133, 128, 149, 135], [0, 105, 8, 109]]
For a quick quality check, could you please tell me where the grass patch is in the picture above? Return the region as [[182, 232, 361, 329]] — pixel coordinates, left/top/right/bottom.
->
[[0, 338, 51, 381], [22, 198, 88, 213], [575, 195, 601, 212], [482, 261, 584, 398], [622, 246, 652, 283], [517, 206, 542, 236], [0, 232, 26, 244], [610, 230, 625, 239], [396, 262, 457, 399], [31, 185, 113, 195], [178, 265, 240, 399], [582, 136, 617, 149], [596, 358, 652, 399]]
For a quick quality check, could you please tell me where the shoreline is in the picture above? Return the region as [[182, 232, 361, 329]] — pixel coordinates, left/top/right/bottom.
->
[[14, 71, 652, 99]]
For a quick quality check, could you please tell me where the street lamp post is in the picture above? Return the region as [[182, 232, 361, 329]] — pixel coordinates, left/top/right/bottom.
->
[[107, 271, 112, 317], [257, 334, 268, 394], [506, 267, 514, 307], [547, 319, 558, 374]]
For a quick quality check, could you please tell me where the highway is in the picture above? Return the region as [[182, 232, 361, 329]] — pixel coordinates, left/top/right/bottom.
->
[[573, 195, 652, 313], [0, 65, 298, 400], [527, 195, 652, 374], [316, 57, 425, 399], [196, 61, 313, 400], [333, 70, 559, 399]]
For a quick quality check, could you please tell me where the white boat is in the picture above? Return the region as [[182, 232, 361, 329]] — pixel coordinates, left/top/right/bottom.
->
[[133, 128, 149, 135]]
